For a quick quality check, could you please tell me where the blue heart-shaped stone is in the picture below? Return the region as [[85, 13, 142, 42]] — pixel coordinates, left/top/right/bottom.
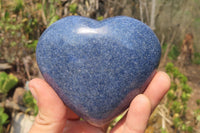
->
[[36, 16, 161, 127]]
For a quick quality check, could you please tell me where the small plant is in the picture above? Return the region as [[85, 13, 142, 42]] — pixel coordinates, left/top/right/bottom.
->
[[193, 99, 200, 128], [48, 15, 60, 27], [196, 99, 200, 106], [109, 113, 124, 128], [14, 0, 24, 14], [69, 3, 78, 14], [107, 112, 125, 132], [25, 40, 38, 51], [97, 16, 104, 21], [168, 45, 180, 60], [23, 91, 38, 116], [0, 72, 18, 95], [0, 107, 9, 133], [162, 44, 180, 60], [194, 108, 200, 124], [193, 52, 200, 64], [165, 62, 192, 132], [161, 128, 168, 133]]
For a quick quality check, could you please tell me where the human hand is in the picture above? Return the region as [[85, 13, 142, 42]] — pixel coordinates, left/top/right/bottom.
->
[[28, 71, 170, 133]]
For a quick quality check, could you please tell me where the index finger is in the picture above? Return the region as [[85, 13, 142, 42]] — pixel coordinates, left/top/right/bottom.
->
[[144, 71, 171, 111]]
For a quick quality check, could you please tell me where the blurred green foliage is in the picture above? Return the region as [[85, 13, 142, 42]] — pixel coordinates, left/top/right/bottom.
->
[[168, 45, 180, 60], [0, 72, 17, 133], [161, 128, 168, 133], [69, 3, 78, 14], [109, 112, 125, 129], [23, 91, 38, 116], [25, 40, 38, 51], [165, 62, 193, 132], [97, 16, 104, 21], [0, 0, 61, 63], [162, 44, 180, 60], [0, 107, 9, 133], [14, 0, 24, 14], [193, 52, 200, 64], [48, 15, 60, 27], [194, 108, 200, 125], [194, 99, 200, 127], [196, 99, 200, 106], [0, 72, 18, 94]]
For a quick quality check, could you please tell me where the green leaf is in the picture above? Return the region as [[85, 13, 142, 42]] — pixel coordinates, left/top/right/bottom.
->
[[178, 74, 187, 83], [0, 72, 8, 91], [167, 89, 175, 100], [0, 107, 4, 115], [187, 126, 193, 133], [168, 45, 180, 60], [181, 92, 189, 102], [165, 62, 174, 74], [196, 99, 200, 106], [14, 0, 24, 13], [181, 124, 186, 131], [26, 40, 38, 51], [193, 52, 200, 64], [0, 107, 9, 125], [161, 128, 168, 133], [0, 113, 9, 125], [97, 16, 104, 21], [182, 84, 192, 93], [113, 113, 124, 123], [173, 117, 182, 128], [48, 16, 60, 27], [173, 68, 179, 78], [23, 91, 38, 115], [69, 3, 78, 14], [1, 73, 18, 94], [36, 3, 42, 9], [4, 11, 9, 20], [197, 115, 200, 122], [172, 101, 182, 113], [0, 125, 3, 133]]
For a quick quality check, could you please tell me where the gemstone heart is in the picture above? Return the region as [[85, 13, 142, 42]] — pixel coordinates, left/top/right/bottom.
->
[[36, 16, 161, 127]]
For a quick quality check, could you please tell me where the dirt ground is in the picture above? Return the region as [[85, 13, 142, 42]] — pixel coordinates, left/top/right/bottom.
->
[[184, 64, 200, 110]]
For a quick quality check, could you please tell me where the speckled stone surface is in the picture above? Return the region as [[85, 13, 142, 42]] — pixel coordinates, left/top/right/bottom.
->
[[36, 16, 161, 127]]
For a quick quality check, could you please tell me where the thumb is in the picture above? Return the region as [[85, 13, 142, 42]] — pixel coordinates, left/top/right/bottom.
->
[[28, 78, 78, 133]]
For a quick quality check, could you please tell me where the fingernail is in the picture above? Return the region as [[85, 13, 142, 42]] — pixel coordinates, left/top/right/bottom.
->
[[158, 71, 171, 82], [30, 87, 38, 102]]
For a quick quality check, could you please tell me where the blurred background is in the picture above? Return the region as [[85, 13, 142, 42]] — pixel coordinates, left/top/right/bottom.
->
[[0, 0, 200, 132]]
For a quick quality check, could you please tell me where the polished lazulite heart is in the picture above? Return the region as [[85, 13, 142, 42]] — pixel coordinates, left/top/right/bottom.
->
[[36, 16, 161, 127]]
